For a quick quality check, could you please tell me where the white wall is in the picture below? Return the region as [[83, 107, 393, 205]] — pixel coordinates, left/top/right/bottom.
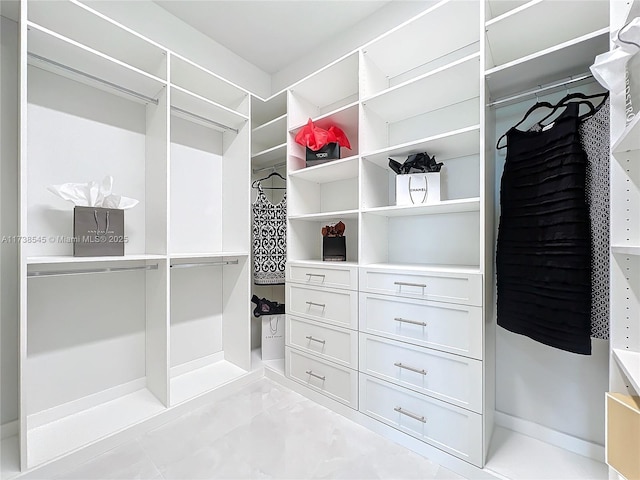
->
[[493, 86, 610, 446], [271, 0, 434, 95], [83, 0, 272, 99], [1, 14, 19, 426]]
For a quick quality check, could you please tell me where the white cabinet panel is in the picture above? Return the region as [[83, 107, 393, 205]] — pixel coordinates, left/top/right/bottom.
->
[[359, 374, 482, 466], [359, 334, 482, 412], [286, 283, 358, 329], [286, 316, 358, 368], [359, 293, 483, 359], [287, 262, 358, 290], [285, 347, 358, 408]]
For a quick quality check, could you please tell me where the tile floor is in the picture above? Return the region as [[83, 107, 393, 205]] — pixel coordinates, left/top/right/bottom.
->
[[18, 379, 463, 480]]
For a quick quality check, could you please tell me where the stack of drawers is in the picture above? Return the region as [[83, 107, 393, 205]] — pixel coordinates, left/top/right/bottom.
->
[[285, 262, 359, 408], [358, 266, 484, 467]]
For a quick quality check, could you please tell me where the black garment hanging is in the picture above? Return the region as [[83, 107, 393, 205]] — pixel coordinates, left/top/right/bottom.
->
[[496, 102, 592, 355], [252, 172, 286, 285]]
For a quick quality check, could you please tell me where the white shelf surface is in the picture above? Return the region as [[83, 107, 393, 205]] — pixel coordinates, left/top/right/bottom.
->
[[485, 29, 609, 100], [289, 156, 359, 183], [362, 262, 481, 274], [171, 86, 248, 132], [26, 388, 165, 469], [251, 143, 287, 168], [289, 53, 358, 112], [170, 53, 248, 114], [363, 125, 480, 169], [169, 252, 249, 260], [286, 259, 359, 268], [611, 245, 640, 256], [288, 210, 359, 222], [613, 349, 640, 394], [252, 92, 286, 127], [485, 0, 609, 68], [26, 254, 166, 265], [486, 0, 529, 20], [361, 0, 479, 81], [289, 101, 359, 134], [613, 113, 640, 153], [363, 198, 480, 217], [362, 54, 480, 122], [27, 22, 166, 102], [170, 359, 249, 406], [252, 113, 286, 136], [27, 0, 167, 78]]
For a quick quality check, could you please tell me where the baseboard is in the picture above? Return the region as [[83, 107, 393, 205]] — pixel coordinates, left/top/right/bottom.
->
[[494, 411, 605, 462], [1, 420, 18, 439], [170, 351, 225, 378]]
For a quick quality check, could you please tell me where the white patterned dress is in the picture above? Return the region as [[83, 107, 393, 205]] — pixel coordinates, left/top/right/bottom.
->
[[252, 184, 286, 285]]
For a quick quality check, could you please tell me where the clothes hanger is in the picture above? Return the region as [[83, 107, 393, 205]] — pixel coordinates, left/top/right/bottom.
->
[[536, 91, 608, 125], [496, 100, 555, 150], [251, 171, 286, 190]]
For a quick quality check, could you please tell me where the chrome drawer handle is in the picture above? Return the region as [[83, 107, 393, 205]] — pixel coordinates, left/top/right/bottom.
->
[[394, 406, 426, 423], [305, 301, 326, 309], [394, 362, 427, 375], [394, 317, 427, 327], [394, 281, 426, 288], [306, 273, 326, 280], [305, 335, 326, 344], [305, 370, 326, 381]]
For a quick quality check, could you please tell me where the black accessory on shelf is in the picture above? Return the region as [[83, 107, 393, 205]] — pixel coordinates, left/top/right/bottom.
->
[[388, 152, 443, 174], [251, 295, 285, 317]]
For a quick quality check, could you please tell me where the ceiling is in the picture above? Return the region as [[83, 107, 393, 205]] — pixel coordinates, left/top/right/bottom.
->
[[152, 1, 392, 74]]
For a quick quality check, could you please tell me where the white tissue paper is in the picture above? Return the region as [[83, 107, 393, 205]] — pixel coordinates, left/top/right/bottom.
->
[[590, 18, 640, 92], [47, 176, 139, 209]]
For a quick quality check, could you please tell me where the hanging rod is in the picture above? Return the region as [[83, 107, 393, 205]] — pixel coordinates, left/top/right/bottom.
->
[[170, 260, 239, 269], [487, 73, 594, 108], [27, 52, 160, 105], [28, 263, 159, 278], [252, 162, 286, 174], [170, 106, 239, 133]]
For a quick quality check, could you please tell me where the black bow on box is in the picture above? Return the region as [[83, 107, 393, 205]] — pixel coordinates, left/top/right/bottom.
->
[[388, 152, 443, 174]]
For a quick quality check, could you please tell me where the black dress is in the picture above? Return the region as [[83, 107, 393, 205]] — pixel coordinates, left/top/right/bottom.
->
[[496, 102, 592, 355]]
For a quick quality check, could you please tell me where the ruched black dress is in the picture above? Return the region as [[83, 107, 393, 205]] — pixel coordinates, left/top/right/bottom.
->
[[496, 102, 591, 355]]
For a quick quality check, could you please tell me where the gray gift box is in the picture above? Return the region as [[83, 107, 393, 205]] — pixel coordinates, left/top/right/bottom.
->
[[73, 206, 125, 257]]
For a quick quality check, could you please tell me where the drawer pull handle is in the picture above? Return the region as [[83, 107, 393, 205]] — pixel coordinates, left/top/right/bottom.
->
[[306, 273, 326, 280], [394, 362, 427, 375], [394, 317, 427, 327], [394, 281, 426, 288], [305, 335, 326, 345], [394, 406, 426, 423], [305, 370, 326, 381], [306, 301, 326, 309]]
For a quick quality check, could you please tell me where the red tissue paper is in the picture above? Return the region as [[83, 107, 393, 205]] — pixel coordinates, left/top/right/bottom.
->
[[294, 118, 352, 151]]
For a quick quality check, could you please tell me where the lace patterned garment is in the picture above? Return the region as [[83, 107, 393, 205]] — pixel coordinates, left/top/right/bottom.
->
[[252, 185, 286, 285]]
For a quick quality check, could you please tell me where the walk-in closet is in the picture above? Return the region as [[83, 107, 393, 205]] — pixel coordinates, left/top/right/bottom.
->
[[1, 0, 638, 479]]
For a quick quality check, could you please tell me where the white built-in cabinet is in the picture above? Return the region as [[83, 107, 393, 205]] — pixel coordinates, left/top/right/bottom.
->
[[606, 1, 640, 479], [284, 0, 612, 473], [19, 0, 252, 470]]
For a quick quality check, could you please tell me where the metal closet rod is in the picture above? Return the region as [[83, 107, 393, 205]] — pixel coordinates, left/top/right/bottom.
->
[[28, 264, 159, 278], [252, 162, 286, 174], [28, 52, 160, 105], [170, 106, 239, 134], [170, 259, 239, 269], [487, 73, 594, 108]]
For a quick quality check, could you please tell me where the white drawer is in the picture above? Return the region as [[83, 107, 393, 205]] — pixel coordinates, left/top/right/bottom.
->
[[285, 347, 358, 408], [286, 315, 358, 368], [359, 334, 482, 413], [359, 374, 482, 467], [359, 293, 483, 360], [287, 262, 358, 290], [287, 283, 358, 329], [359, 267, 482, 306]]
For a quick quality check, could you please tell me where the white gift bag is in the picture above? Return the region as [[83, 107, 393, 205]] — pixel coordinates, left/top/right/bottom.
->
[[261, 314, 285, 360], [396, 172, 441, 206]]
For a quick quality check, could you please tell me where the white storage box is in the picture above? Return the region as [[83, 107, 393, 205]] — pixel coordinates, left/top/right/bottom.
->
[[396, 172, 440, 205], [261, 314, 285, 360]]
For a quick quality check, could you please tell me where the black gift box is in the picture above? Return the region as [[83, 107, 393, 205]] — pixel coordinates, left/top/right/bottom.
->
[[306, 142, 340, 167], [73, 206, 125, 257], [322, 236, 346, 262]]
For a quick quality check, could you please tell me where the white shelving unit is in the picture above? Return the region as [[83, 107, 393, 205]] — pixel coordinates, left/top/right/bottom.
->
[[18, 0, 252, 470]]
